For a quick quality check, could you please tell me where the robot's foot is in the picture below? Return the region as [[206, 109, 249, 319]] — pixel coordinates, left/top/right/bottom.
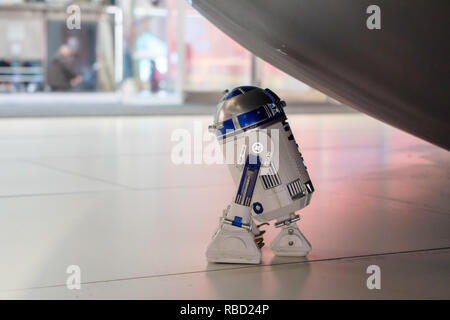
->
[[270, 223, 311, 257], [206, 224, 262, 264]]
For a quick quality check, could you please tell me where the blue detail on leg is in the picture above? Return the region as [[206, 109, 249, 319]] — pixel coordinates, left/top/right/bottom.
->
[[245, 155, 260, 200], [232, 216, 243, 227], [245, 167, 259, 198], [235, 155, 261, 205], [236, 162, 249, 196]]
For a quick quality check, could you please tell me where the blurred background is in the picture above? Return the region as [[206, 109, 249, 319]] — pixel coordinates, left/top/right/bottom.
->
[[0, 0, 339, 115]]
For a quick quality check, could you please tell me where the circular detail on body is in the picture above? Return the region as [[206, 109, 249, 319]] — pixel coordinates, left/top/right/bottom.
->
[[252, 142, 264, 154], [252, 202, 264, 214]]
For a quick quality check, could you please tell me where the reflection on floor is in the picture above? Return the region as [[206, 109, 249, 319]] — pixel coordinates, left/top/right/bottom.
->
[[0, 113, 448, 299]]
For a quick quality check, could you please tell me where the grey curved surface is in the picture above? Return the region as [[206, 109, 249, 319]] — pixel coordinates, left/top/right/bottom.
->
[[192, 0, 450, 150]]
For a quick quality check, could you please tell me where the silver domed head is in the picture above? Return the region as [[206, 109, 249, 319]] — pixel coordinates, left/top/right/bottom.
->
[[210, 86, 286, 138]]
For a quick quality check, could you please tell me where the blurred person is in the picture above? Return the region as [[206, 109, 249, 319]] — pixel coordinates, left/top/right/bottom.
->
[[150, 60, 161, 93], [47, 44, 82, 92], [0, 58, 11, 68], [0, 58, 12, 90]]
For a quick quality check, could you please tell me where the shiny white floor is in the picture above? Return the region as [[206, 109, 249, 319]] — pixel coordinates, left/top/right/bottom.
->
[[0, 114, 448, 299]]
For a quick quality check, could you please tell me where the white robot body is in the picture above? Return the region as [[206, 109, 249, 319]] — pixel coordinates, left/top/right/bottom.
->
[[226, 120, 313, 222], [206, 86, 314, 264]]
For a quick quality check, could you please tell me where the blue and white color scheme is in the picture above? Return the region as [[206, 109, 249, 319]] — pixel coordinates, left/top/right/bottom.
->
[[206, 86, 314, 264]]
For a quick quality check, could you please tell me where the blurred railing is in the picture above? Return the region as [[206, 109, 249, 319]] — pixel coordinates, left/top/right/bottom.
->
[[0, 66, 44, 93]]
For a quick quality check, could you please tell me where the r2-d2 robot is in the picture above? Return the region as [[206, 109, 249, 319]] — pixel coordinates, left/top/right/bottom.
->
[[206, 86, 314, 264]]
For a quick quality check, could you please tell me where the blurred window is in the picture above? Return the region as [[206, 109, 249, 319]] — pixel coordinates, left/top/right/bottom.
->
[[183, 3, 251, 91], [122, 0, 177, 96], [0, 0, 330, 104]]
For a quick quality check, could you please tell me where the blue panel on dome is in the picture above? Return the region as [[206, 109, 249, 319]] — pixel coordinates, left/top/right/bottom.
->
[[237, 106, 269, 128], [217, 118, 235, 135], [221, 86, 258, 101], [263, 88, 280, 102]]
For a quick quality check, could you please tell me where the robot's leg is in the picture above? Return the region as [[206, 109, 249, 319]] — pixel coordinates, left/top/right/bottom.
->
[[206, 154, 263, 264], [206, 203, 262, 264], [270, 213, 311, 257]]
